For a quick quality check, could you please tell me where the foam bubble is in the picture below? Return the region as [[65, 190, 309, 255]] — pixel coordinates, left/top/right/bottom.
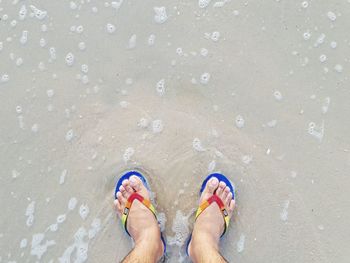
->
[[193, 138, 205, 152], [57, 214, 66, 224], [327, 11, 337, 21], [334, 64, 343, 73], [301, 1, 309, 8], [322, 97, 330, 114], [303, 31, 311, 40], [137, 118, 149, 128], [1, 74, 10, 84], [314, 33, 326, 47], [148, 34, 156, 46], [48, 223, 58, 232], [242, 155, 253, 164], [39, 38, 47, 47], [330, 41, 337, 49], [106, 23, 116, 34], [20, 238, 28, 248], [123, 147, 135, 163], [236, 234, 245, 252], [76, 25, 84, 34], [30, 5, 47, 20], [210, 31, 220, 42], [15, 57, 23, 66], [198, 0, 211, 8], [127, 34, 137, 49], [68, 197, 78, 210], [208, 160, 216, 172], [154, 7, 168, 24], [19, 5, 27, 20], [319, 54, 327, 63], [69, 1, 78, 10], [156, 79, 166, 95], [81, 64, 89, 73], [280, 200, 290, 221], [65, 52, 75, 66], [200, 72, 210, 84], [167, 210, 190, 246], [152, 119, 163, 133], [78, 42, 86, 50], [111, 0, 124, 10], [235, 115, 245, 128], [273, 90, 283, 101], [200, 48, 208, 57], [65, 129, 74, 141], [79, 204, 89, 220], [20, 30, 28, 45]]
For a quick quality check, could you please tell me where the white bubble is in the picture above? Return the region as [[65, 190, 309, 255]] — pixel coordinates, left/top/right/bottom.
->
[[156, 79, 166, 95], [200, 72, 210, 84], [322, 97, 331, 114], [334, 64, 343, 73], [26, 214, 34, 227], [41, 24, 48, 32], [176, 47, 183, 56], [127, 34, 137, 49], [48, 223, 58, 232], [20, 238, 28, 248], [70, 2, 78, 10], [200, 48, 208, 57], [235, 115, 245, 128], [46, 89, 54, 98], [233, 10, 240, 16], [327, 11, 337, 21], [210, 31, 220, 42], [56, 214, 66, 224], [236, 234, 245, 252], [106, 23, 116, 34], [16, 57, 23, 66], [154, 6, 168, 24], [280, 200, 290, 221], [111, 0, 123, 10], [137, 118, 149, 128], [208, 160, 216, 172], [123, 147, 135, 163], [242, 155, 253, 164], [10, 19, 17, 27], [152, 119, 163, 133], [30, 5, 47, 20], [39, 38, 47, 47], [273, 90, 283, 101], [301, 1, 309, 8], [79, 204, 90, 220], [148, 34, 156, 46], [198, 0, 211, 8], [330, 41, 337, 49], [193, 138, 205, 152], [49, 47, 57, 60], [65, 52, 75, 66], [20, 30, 28, 45], [303, 31, 311, 40], [65, 129, 74, 141], [81, 64, 89, 73], [16, 105, 22, 113], [78, 42, 86, 51], [120, 100, 129, 108], [25, 201, 35, 216], [31, 124, 39, 133], [68, 197, 77, 210], [19, 5, 27, 20], [319, 54, 327, 63], [76, 25, 84, 34], [60, 170, 67, 185], [314, 33, 326, 47], [1, 74, 10, 83]]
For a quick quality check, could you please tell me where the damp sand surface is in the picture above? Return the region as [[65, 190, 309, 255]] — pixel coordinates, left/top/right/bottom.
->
[[0, 1, 350, 262]]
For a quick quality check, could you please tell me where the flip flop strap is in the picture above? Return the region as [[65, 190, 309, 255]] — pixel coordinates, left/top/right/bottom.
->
[[121, 192, 157, 235], [195, 195, 230, 236]]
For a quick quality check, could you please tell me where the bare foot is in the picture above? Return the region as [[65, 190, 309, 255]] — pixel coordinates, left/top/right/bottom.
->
[[114, 175, 164, 259], [188, 177, 235, 257]]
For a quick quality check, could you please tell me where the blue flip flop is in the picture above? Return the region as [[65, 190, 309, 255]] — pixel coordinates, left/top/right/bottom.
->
[[186, 172, 235, 255], [115, 169, 166, 255]]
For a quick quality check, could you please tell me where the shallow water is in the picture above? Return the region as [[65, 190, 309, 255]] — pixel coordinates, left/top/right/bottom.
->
[[1, 0, 350, 262]]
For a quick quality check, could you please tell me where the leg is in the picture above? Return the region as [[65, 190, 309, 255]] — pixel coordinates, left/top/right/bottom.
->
[[115, 176, 164, 263], [188, 178, 235, 263]]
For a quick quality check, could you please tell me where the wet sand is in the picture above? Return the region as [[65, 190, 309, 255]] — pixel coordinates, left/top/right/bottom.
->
[[0, 0, 350, 262]]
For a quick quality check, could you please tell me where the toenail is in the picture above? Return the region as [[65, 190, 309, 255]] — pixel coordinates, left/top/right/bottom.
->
[[130, 177, 137, 184]]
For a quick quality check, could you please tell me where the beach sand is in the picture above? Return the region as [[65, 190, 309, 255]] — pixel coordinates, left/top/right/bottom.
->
[[0, 0, 349, 262]]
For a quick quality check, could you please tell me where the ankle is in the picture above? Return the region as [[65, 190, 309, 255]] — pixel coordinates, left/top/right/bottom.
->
[[189, 231, 219, 259], [134, 229, 163, 259]]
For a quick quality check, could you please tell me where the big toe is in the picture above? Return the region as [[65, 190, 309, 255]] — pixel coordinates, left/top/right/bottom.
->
[[204, 177, 219, 195], [130, 175, 149, 198]]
